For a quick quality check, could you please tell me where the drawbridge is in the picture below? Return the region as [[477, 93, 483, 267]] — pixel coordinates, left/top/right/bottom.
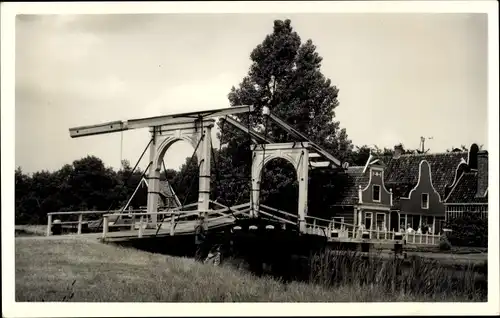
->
[[46, 105, 441, 247]]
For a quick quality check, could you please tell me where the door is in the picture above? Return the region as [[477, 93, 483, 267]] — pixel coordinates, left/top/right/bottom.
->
[[390, 211, 400, 232], [376, 213, 386, 231], [365, 212, 372, 230]]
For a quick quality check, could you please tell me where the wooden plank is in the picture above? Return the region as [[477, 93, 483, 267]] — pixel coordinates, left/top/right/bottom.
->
[[258, 210, 296, 225], [267, 112, 342, 168], [259, 204, 297, 219], [69, 105, 254, 138]]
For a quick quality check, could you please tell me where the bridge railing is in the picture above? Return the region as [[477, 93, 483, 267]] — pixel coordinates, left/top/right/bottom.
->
[[355, 227, 441, 245], [258, 204, 298, 226], [46, 207, 196, 237], [102, 211, 200, 238], [304, 216, 358, 238], [46, 210, 134, 236]]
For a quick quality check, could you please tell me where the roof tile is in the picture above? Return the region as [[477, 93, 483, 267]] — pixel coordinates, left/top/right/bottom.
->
[[384, 152, 468, 199], [336, 166, 370, 205], [445, 171, 488, 204]]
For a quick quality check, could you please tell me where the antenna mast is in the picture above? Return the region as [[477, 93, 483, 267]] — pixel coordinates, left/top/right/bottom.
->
[[419, 136, 434, 154]]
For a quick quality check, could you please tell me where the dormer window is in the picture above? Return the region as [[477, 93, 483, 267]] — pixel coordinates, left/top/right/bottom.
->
[[372, 185, 381, 202], [421, 193, 429, 209]]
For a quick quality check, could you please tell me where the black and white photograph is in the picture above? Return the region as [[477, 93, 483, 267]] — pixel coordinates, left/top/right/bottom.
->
[[2, 1, 499, 316]]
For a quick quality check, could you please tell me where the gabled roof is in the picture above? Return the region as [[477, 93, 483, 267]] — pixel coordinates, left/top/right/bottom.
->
[[384, 152, 468, 200], [335, 166, 370, 205], [444, 171, 488, 204]]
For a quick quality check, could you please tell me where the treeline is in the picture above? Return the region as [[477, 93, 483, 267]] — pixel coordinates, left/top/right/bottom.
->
[[15, 157, 177, 224]]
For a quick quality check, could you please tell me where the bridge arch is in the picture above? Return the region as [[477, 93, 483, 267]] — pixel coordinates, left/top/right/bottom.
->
[[146, 119, 215, 224], [251, 142, 309, 232]]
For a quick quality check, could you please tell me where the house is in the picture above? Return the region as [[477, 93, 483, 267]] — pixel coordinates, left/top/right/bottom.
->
[[384, 145, 469, 234], [331, 158, 393, 231], [443, 149, 488, 219], [331, 143, 487, 235]]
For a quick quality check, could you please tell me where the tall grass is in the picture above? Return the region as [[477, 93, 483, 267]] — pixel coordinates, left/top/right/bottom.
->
[[308, 249, 487, 301]]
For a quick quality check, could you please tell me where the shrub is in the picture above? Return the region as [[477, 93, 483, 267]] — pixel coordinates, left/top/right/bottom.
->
[[439, 235, 452, 251], [444, 214, 488, 247]]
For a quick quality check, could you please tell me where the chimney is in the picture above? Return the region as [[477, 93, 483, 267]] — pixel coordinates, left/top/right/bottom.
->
[[393, 144, 404, 159], [477, 150, 488, 197], [467, 143, 479, 170]]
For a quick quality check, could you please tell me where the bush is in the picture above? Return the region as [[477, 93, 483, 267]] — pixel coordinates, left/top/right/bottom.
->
[[439, 235, 452, 251], [444, 214, 487, 248]]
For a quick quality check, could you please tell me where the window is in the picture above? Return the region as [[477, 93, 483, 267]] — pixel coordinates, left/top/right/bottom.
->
[[372, 185, 381, 202], [365, 212, 372, 230], [333, 217, 344, 229], [421, 193, 429, 209]]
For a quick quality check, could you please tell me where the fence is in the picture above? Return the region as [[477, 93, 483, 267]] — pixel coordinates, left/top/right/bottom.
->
[[302, 216, 440, 245], [46, 210, 121, 236]]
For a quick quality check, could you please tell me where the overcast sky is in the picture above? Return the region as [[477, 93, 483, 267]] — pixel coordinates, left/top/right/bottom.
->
[[15, 13, 488, 174]]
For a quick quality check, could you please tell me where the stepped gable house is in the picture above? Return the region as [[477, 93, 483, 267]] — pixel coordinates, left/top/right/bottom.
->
[[331, 158, 393, 232], [332, 143, 488, 234]]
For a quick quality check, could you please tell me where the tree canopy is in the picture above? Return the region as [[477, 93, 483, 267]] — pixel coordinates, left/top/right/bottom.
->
[[220, 19, 352, 159]]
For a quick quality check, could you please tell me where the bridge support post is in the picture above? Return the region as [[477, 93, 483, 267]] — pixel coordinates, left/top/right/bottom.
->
[[46, 214, 52, 237], [197, 123, 213, 213], [250, 180, 260, 218], [297, 150, 309, 233], [146, 128, 160, 227]]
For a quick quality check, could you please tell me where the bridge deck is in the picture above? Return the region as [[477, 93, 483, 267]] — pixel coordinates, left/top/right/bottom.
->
[[46, 203, 440, 247], [103, 217, 236, 242]]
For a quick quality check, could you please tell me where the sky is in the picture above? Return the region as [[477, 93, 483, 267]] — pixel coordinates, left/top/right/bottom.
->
[[15, 13, 489, 174]]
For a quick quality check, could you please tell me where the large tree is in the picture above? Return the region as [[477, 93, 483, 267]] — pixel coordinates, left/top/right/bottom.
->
[[214, 19, 353, 211], [220, 19, 351, 154]]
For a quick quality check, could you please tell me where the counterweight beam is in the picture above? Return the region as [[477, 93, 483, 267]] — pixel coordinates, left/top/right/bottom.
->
[[69, 105, 254, 138]]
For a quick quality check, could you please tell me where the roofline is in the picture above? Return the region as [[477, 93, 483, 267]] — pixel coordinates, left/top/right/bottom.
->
[[405, 160, 443, 203], [443, 169, 465, 203], [444, 203, 488, 206], [394, 151, 469, 158]]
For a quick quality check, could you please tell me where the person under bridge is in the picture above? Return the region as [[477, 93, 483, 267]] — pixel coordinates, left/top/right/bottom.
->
[[194, 216, 209, 261]]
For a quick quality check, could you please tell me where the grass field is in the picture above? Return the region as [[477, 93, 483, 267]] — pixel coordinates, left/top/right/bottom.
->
[[15, 236, 487, 302]]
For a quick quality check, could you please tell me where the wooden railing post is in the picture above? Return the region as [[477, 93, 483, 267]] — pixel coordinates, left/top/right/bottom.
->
[[130, 215, 135, 231], [46, 214, 52, 237], [170, 213, 175, 236], [103, 215, 109, 239], [138, 216, 144, 238], [77, 214, 83, 235]]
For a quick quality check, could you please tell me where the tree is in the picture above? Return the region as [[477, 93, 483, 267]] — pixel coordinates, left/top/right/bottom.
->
[[66, 156, 118, 211], [214, 19, 353, 211], [220, 19, 352, 157], [446, 144, 483, 153], [172, 155, 200, 206], [348, 143, 417, 167]]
